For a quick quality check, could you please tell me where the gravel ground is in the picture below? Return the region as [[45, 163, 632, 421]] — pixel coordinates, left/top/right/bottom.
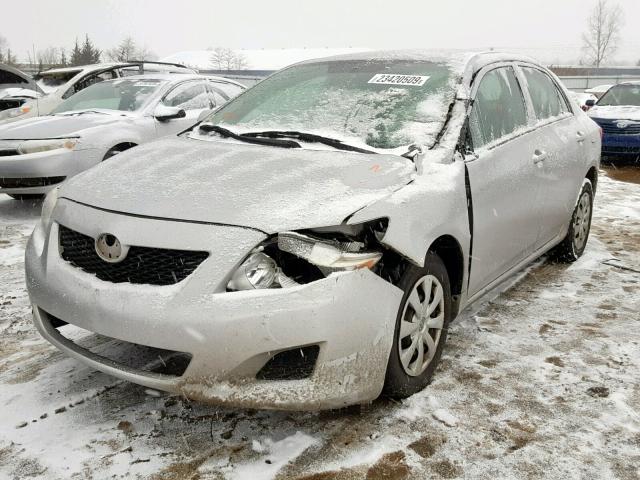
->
[[0, 170, 638, 480]]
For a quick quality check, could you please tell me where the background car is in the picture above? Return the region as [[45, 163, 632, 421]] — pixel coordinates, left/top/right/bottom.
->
[[0, 61, 196, 124], [588, 81, 640, 159], [25, 51, 600, 410], [0, 63, 44, 113], [0, 73, 244, 199], [584, 84, 614, 99]]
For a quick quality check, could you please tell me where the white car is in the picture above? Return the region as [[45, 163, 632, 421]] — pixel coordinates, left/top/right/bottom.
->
[[0, 73, 244, 199], [0, 61, 196, 124], [0, 63, 44, 112]]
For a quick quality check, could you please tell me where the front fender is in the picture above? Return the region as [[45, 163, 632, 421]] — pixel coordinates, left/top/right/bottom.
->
[[348, 159, 470, 278]]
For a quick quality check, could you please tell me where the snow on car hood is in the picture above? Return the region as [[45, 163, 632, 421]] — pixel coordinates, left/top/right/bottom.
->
[[60, 136, 416, 233], [589, 105, 640, 121], [0, 87, 40, 100], [0, 112, 130, 140]]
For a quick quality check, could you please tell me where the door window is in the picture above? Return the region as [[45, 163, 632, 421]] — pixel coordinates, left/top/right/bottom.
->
[[470, 67, 528, 149], [162, 82, 211, 110], [521, 67, 570, 121]]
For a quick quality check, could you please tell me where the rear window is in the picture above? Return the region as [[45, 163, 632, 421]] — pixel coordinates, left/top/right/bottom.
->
[[522, 67, 570, 121], [35, 71, 80, 93]]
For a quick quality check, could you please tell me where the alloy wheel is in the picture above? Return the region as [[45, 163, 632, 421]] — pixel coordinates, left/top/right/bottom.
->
[[573, 191, 592, 252], [398, 274, 445, 377]]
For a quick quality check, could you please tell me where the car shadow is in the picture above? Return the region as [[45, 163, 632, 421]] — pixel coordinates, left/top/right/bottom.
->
[[0, 195, 43, 222]]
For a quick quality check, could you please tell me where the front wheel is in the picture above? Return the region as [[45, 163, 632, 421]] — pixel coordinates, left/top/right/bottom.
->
[[383, 252, 452, 398], [551, 179, 593, 263]]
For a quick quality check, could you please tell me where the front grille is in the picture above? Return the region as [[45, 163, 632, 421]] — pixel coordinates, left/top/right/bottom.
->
[[596, 119, 640, 135], [0, 176, 65, 188], [59, 225, 209, 286], [602, 146, 640, 154]]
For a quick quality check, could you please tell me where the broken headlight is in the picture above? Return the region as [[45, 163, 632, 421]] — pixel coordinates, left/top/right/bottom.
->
[[227, 219, 388, 291]]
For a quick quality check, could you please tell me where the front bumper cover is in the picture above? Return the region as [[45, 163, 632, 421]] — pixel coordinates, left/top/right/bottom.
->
[[26, 200, 403, 410]]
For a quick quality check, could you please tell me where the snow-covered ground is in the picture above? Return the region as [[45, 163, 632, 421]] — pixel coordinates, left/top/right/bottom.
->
[[0, 171, 639, 480]]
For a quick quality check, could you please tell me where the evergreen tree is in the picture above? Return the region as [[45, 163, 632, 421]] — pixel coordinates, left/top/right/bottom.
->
[[70, 38, 83, 66], [60, 48, 67, 67], [80, 34, 101, 64]]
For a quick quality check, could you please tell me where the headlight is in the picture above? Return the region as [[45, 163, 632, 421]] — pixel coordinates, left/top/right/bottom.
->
[[228, 252, 278, 290], [227, 220, 387, 292], [0, 104, 32, 121], [40, 187, 60, 227], [17, 138, 78, 155]]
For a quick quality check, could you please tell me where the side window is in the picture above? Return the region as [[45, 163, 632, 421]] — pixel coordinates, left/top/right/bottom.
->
[[469, 67, 528, 149], [521, 67, 570, 121], [162, 82, 211, 110], [213, 81, 244, 99]]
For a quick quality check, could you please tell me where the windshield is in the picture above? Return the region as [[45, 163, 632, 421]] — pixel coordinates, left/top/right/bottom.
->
[[598, 85, 640, 107], [35, 71, 80, 94], [202, 59, 458, 151], [51, 78, 166, 114]]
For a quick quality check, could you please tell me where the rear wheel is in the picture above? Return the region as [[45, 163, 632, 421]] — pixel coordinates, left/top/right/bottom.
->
[[551, 179, 593, 263], [383, 252, 452, 398]]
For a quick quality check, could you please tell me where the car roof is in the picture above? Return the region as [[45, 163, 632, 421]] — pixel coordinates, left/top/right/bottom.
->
[[295, 49, 543, 80], [111, 73, 245, 86]]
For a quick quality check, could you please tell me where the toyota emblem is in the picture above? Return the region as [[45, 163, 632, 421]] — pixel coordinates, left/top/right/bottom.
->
[[95, 233, 129, 263], [616, 120, 631, 129]]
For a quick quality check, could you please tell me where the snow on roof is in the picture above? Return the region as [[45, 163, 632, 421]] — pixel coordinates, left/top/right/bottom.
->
[[161, 48, 372, 71]]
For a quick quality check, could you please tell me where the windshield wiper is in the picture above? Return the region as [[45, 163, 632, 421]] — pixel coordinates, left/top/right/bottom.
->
[[242, 130, 376, 154], [198, 124, 301, 149]]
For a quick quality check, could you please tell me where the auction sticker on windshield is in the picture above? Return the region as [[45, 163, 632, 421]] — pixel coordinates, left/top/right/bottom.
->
[[368, 74, 430, 86]]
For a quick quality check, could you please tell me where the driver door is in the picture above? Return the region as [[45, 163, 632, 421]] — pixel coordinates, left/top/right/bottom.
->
[[154, 81, 213, 137], [465, 65, 546, 296]]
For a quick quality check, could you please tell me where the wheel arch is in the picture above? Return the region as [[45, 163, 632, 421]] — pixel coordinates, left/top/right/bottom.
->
[[428, 234, 465, 316], [586, 166, 598, 193], [103, 142, 138, 160]]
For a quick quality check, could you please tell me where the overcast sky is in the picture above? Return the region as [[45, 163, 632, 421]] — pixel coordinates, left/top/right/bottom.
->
[[3, 0, 640, 65]]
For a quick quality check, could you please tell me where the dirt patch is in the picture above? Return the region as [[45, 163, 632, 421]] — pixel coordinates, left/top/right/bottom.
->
[[408, 435, 445, 459], [545, 356, 565, 368], [429, 459, 462, 479], [365, 451, 410, 480], [602, 165, 640, 185]]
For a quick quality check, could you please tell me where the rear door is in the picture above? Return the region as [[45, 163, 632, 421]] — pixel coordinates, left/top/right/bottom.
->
[[465, 65, 546, 296], [517, 65, 586, 248]]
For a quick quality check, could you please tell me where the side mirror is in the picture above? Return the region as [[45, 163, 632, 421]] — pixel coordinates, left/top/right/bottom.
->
[[585, 99, 596, 107], [154, 105, 186, 121]]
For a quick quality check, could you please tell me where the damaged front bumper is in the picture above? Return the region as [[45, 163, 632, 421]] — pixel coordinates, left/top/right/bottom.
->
[[26, 200, 403, 410]]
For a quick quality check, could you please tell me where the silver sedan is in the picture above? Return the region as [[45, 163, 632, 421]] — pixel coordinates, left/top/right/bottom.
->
[[0, 73, 244, 199], [25, 50, 601, 410]]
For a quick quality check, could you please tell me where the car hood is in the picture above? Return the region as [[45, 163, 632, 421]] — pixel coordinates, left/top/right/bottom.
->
[[589, 105, 640, 121], [0, 87, 40, 100], [60, 137, 416, 233], [0, 112, 130, 139]]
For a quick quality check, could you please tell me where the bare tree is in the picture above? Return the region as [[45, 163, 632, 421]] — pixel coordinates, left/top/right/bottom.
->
[[37, 47, 61, 67], [106, 37, 157, 62], [209, 47, 249, 70], [582, 0, 624, 67], [106, 36, 137, 62], [0, 35, 8, 63]]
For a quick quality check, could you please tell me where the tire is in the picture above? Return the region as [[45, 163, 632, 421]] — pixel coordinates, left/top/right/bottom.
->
[[383, 251, 452, 398], [550, 179, 594, 263], [8, 194, 44, 201]]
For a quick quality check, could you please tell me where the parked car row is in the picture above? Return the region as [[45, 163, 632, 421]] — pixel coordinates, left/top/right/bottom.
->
[[0, 68, 245, 198], [20, 50, 601, 410]]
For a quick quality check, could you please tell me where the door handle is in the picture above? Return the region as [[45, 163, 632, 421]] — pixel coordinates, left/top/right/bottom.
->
[[533, 149, 548, 164], [576, 131, 586, 143]]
